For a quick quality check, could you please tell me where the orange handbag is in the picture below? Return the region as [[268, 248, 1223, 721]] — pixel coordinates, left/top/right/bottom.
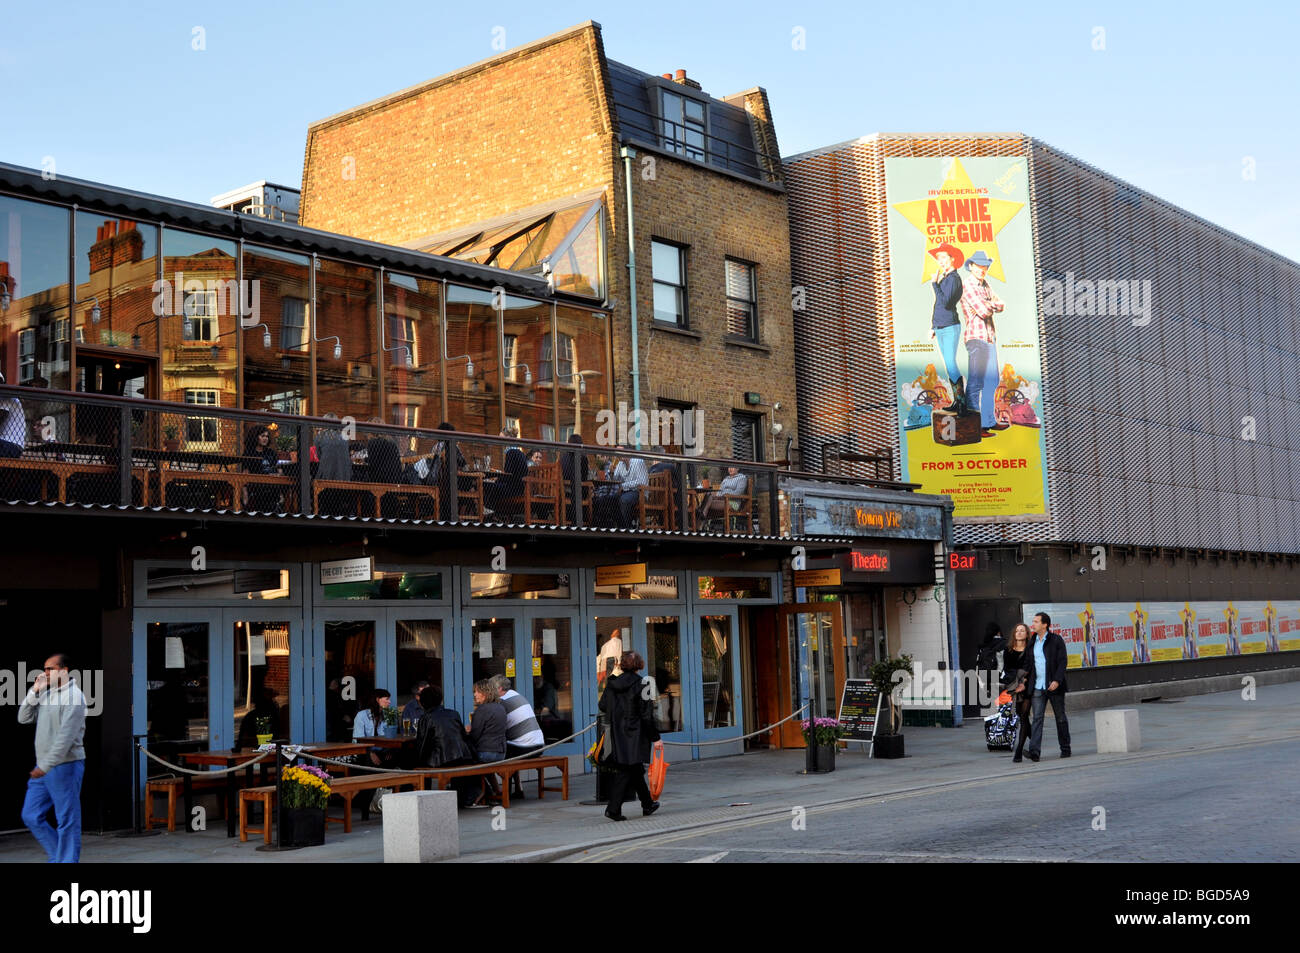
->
[[647, 741, 669, 800]]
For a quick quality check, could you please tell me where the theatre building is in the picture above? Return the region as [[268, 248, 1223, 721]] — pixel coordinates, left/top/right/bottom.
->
[[784, 133, 1300, 712], [0, 156, 944, 834]]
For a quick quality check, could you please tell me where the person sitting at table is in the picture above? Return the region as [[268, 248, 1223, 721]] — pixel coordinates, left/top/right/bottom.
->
[[485, 426, 527, 516], [561, 433, 590, 523], [401, 680, 430, 729], [699, 466, 748, 527], [242, 425, 284, 512], [352, 688, 394, 766], [366, 428, 403, 485], [426, 421, 470, 520], [413, 685, 478, 806], [465, 678, 507, 807], [313, 413, 355, 516], [611, 447, 649, 529]]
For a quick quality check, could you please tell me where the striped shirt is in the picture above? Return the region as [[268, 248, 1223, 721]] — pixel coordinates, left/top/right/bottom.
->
[[500, 689, 544, 747]]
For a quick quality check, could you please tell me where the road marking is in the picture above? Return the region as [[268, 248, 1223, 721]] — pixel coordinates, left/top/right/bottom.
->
[[687, 850, 730, 863]]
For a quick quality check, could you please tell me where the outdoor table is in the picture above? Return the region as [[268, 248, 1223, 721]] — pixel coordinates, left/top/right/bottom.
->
[[177, 749, 273, 837]]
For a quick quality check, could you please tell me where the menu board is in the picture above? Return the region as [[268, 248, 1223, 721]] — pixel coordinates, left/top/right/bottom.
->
[[836, 678, 880, 742]]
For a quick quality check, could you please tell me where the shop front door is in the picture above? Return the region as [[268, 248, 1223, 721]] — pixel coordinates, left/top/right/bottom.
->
[[773, 606, 845, 748]]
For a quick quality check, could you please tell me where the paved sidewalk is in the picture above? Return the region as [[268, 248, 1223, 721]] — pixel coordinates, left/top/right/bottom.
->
[[3, 681, 1295, 863]]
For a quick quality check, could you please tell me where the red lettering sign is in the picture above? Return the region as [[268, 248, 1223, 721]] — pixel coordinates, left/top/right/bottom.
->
[[947, 551, 978, 570], [850, 550, 890, 572]]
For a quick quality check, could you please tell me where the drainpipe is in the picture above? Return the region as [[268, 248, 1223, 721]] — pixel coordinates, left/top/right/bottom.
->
[[620, 146, 642, 448]]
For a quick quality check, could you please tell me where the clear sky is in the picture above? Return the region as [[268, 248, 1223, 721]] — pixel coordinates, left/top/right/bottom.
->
[[3, 1, 1294, 260]]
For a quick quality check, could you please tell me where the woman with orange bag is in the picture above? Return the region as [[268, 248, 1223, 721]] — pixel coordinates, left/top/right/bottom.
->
[[597, 650, 661, 821]]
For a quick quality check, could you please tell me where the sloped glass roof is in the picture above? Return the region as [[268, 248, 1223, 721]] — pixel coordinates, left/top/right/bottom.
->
[[416, 199, 604, 300]]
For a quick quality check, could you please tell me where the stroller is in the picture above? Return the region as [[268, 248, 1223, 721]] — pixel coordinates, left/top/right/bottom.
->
[[983, 669, 1027, 751]]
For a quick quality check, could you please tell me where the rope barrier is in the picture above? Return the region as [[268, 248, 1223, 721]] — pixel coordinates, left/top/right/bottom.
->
[[298, 721, 599, 775], [136, 746, 273, 776], [659, 705, 809, 748]]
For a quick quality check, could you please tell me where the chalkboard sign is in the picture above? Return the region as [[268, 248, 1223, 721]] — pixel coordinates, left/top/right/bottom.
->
[[837, 678, 881, 743]]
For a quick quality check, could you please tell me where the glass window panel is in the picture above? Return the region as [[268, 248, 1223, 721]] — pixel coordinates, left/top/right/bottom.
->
[[651, 241, 681, 284], [324, 620, 376, 742], [396, 619, 444, 722], [470, 572, 571, 599], [492, 221, 548, 270], [697, 575, 771, 599], [470, 618, 515, 685], [594, 616, 631, 697], [146, 621, 208, 774], [322, 569, 444, 600], [555, 306, 609, 449], [233, 619, 292, 747], [445, 284, 500, 435], [551, 212, 603, 299], [0, 195, 71, 392], [594, 572, 678, 600], [75, 211, 158, 358], [242, 244, 311, 418], [531, 617, 573, 740], [144, 567, 291, 600], [160, 230, 237, 423], [645, 616, 683, 733], [700, 615, 734, 728], [315, 258, 377, 420], [501, 295, 552, 440], [653, 283, 682, 324], [684, 98, 705, 123], [383, 272, 442, 432]]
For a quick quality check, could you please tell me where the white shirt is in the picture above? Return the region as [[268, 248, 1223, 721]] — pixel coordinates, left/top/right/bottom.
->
[[0, 396, 25, 448], [353, 708, 380, 740]]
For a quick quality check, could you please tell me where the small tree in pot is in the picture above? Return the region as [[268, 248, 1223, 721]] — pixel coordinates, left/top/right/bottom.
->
[[869, 653, 914, 759]]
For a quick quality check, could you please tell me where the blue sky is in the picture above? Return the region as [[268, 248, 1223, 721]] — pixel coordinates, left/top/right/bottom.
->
[[3, 1, 1294, 260]]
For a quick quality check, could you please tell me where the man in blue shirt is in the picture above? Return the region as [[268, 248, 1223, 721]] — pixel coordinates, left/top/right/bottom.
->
[[1019, 612, 1071, 763]]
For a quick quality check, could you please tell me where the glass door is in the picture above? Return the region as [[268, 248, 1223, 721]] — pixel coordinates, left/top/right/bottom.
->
[[776, 606, 844, 748], [311, 609, 388, 744], [393, 615, 449, 730], [525, 610, 580, 752], [644, 614, 687, 743], [696, 611, 739, 738], [223, 608, 303, 748], [136, 614, 215, 778]]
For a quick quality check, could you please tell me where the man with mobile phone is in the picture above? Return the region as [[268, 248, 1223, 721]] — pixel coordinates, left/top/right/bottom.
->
[[18, 654, 87, 863]]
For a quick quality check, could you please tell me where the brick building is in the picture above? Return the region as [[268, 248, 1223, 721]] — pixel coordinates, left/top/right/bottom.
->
[[300, 20, 798, 462]]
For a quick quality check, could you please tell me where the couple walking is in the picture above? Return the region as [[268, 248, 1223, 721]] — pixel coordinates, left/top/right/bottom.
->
[[1002, 612, 1071, 763]]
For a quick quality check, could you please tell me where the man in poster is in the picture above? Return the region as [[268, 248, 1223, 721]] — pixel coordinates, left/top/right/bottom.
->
[[928, 242, 966, 408], [959, 250, 1004, 436]]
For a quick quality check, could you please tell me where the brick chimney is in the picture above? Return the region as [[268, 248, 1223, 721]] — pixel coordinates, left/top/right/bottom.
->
[[671, 69, 703, 92], [88, 220, 145, 274]]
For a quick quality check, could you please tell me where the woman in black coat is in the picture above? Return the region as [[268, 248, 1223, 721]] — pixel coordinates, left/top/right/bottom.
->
[[597, 650, 661, 821], [1001, 623, 1032, 762], [465, 678, 508, 807]]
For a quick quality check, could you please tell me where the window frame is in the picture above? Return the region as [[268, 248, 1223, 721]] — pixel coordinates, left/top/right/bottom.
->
[[651, 239, 689, 328], [280, 296, 309, 352], [18, 327, 36, 383], [182, 290, 218, 342], [184, 388, 220, 449], [724, 258, 759, 342], [730, 410, 764, 463], [659, 89, 708, 162]]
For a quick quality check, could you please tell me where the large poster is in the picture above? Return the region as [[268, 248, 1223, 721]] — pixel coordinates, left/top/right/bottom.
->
[[1022, 601, 1299, 668], [885, 156, 1049, 520]]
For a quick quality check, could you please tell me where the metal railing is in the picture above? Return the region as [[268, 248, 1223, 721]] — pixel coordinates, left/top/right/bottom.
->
[[614, 103, 780, 184], [0, 387, 914, 536]]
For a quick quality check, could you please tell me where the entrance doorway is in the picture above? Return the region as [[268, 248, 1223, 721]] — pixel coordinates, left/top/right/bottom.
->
[[757, 605, 845, 748]]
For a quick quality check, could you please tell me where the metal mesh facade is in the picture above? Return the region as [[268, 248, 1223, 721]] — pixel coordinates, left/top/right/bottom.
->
[[784, 133, 1300, 553]]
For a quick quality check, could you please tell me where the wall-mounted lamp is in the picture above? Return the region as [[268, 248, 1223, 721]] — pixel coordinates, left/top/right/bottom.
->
[[249, 322, 272, 349], [0, 285, 10, 312], [441, 319, 475, 378], [89, 296, 102, 324]]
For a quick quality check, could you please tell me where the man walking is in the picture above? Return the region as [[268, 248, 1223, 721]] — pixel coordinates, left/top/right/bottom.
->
[[1020, 613, 1071, 763], [19, 653, 87, 862]]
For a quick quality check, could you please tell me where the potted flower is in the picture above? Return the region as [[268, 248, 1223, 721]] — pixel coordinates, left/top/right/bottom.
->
[[869, 654, 914, 759], [800, 717, 848, 772], [162, 424, 181, 452], [280, 764, 332, 847], [255, 715, 274, 747], [381, 704, 400, 738], [275, 433, 298, 463]]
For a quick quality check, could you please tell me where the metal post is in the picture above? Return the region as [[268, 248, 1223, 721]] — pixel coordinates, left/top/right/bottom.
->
[[118, 405, 132, 505], [447, 436, 459, 518], [298, 421, 312, 515], [569, 448, 583, 528], [768, 469, 780, 536], [132, 734, 144, 834], [274, 741, 284, 848], [677, 459, 688, 533]]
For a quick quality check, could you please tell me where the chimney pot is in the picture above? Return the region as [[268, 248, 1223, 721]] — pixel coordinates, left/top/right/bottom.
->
[[662, 73, 672, 80], [675, 69, 686, 81]]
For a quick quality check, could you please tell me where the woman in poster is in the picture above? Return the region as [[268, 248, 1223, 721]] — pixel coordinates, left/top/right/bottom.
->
[[1080, 606, 1098, 668], [927, 243, 966, 407], [1132, 616, 1150, 664], [1181, 604, 1198, 659], [1224, 605, 1241, 656]]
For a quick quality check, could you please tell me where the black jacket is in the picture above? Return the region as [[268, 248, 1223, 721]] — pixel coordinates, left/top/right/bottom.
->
[[1022, 631, 1069, 695], [415, 706, 476, 767], [599, 672, 660, 765], [931, 269, 964, 329], [467, 702, 507, 757]]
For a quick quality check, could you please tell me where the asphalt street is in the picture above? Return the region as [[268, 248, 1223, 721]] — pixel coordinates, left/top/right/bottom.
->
[[566, 736, 1300, 863]]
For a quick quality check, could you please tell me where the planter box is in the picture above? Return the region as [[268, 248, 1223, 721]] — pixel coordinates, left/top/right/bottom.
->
[[283, 807, 325, 847], [812, 743, 836, 773], [874, 733, 905, 759]]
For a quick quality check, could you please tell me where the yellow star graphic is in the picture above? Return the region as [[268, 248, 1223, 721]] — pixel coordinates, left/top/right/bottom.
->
[[891, 158, 1026, 283]]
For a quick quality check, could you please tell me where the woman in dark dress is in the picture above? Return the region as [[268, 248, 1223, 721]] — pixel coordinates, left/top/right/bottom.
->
[[598, 650, 661, 821], [1002, 623, 1032, 763], [242, 425, 283, 511]]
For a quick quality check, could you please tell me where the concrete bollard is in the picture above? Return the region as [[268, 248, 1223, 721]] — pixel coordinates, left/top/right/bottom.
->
[[1094, 709, 1141, 753], [382, 790, 459, 863]]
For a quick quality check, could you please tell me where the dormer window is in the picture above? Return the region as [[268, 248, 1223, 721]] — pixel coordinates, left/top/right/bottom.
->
[[660, 90, 707, 161]]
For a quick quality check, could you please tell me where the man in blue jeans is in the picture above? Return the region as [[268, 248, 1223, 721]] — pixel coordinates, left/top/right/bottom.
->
[[959, 250, 1005, 437], [19, 653, 87, 862], [1019, 612, 1071, 763]]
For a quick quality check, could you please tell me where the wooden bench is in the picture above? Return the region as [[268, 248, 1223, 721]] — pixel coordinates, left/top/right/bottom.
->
[[421, 755, 569, 809], [238, 771, 425, 843], [145, 775, 230, 832], [312, 479, 439, 519]]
